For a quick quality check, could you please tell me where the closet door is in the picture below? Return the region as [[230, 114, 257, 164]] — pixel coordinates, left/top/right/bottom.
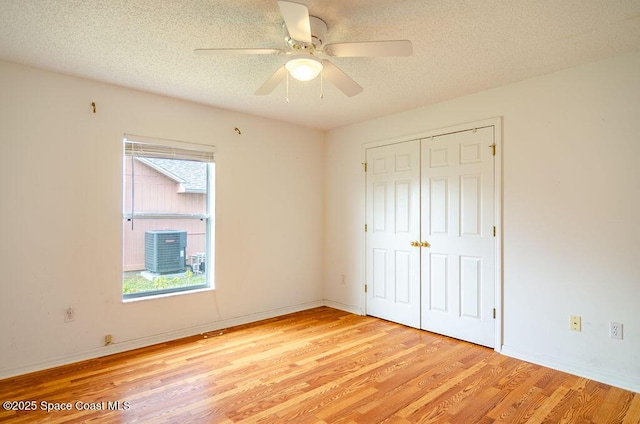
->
[[420, 127, 496, 347], [365, 140, 421, 328]]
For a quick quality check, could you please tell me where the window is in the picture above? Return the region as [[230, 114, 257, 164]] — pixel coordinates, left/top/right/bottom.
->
[[122, 135, 215, 299]]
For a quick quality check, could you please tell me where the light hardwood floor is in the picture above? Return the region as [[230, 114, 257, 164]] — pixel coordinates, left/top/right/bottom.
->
[[1, 307, 638, 423]]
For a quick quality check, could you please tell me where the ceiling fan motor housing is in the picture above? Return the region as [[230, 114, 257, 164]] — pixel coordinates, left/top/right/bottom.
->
[[285, 16, 327, 52]]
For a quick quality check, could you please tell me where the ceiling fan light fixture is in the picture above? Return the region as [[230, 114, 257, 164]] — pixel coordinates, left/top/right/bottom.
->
[[285, 56, 323, 81]]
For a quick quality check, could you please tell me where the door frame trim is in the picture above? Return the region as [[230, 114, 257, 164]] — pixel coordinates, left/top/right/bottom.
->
[[362, 117, 503, 352]]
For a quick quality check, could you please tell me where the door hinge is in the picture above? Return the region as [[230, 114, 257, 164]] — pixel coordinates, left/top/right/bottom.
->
[[493, 308, 496, 319], [490, 143, 496, 156], [364, 284, 368, 293], [493, 226, 496, 237], [365, 224, 368, 232], [363, 162, 368, 172]]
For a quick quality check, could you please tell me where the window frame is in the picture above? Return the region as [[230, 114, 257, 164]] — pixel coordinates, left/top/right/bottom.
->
[[122, 135, 215, 300]]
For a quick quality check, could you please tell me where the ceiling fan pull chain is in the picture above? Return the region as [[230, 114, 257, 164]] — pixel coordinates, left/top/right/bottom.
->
[[320, 68, 324, 99], [286, 71, 290, 103]]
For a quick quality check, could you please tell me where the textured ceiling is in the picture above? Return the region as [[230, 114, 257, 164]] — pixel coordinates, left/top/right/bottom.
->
[[1, 0, 639, 130]]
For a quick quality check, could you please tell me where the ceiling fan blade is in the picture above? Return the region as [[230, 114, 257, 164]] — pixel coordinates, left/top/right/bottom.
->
[[255, 66, 288, 95], [277, 1, 312, 43], [325, 40, 413, 57], [321, 60, 363, 97], [194, 48, 284, 55]]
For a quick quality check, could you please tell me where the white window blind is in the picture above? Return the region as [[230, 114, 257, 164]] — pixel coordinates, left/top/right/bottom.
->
[[124, 134, 215, 163]]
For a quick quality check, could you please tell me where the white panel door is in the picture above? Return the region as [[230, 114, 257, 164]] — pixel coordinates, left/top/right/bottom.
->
[[365, 140, 421, 328], [420, 127, 496, 347]]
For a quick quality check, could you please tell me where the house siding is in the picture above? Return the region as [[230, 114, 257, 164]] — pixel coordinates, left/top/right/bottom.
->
[[122, 158, 206, 271]]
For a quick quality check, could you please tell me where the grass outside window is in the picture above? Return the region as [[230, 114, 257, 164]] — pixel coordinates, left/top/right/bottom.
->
[[123, 270, 206, 295]]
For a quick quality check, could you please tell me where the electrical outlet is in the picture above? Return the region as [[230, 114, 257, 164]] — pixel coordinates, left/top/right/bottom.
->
[[105, 334, 113, 345], [570, 315, 581, 331], [64, 307, 75, 323], [610, 322, 623, 340]]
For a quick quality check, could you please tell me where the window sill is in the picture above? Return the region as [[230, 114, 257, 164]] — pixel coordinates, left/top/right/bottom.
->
[[122, 286, 215, 303]]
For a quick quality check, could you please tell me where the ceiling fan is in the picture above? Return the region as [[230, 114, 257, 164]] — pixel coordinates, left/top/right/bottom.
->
[[194, 1, 413, 97]]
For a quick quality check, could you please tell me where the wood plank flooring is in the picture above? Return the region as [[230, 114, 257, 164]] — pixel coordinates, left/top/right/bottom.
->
[[0, 307, 638, 423]]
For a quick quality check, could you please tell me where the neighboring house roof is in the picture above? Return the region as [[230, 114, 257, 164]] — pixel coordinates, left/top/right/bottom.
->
[[137, 157, 207, 194]]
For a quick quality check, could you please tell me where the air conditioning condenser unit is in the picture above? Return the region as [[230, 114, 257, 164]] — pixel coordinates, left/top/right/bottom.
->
[[145, 230, 187, 274]]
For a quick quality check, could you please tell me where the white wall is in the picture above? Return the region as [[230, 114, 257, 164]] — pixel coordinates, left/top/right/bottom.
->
[[2, 52, 639, 393], [0, 60, 325, 377], [324, 52, 640, 392]]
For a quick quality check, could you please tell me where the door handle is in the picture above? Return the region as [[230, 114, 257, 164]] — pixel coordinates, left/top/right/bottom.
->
[[410, 241, 420, 247], [420, 241, 430, 248]]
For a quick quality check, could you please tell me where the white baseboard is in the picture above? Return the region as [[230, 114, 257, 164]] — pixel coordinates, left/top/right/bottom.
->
[[0, 300, 325, 380], [500, 345, 640, 394], [323, 299, 364, 316]]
